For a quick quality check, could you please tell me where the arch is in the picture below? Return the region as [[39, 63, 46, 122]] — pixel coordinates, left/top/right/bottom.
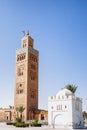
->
[[53, 114, 62, 122], [20, 56, 22, 60], [17, 57, 19, 61], [22, 56, 24, 60], [23, 55, 25, 59], [52, 114, 62, 128], [41, 114, 45, 120]]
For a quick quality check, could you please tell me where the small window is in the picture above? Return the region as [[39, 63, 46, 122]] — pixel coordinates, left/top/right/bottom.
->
[[17, 67, 24, 76], [17, 57, 19, 61], [57, 105, 62, 110], [21, 72, 23, 75], [20, 84, 22, 87], [65, 105, 67, 109], [22, 56, 24, 60], [7, 116, 8, 120], [20, 89, 23, 94], [31, 76, 35, 80], [20, 57, 22, 60]]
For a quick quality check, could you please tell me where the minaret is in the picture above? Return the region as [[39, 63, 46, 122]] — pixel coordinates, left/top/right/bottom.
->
[[14, 32, 39, 120]]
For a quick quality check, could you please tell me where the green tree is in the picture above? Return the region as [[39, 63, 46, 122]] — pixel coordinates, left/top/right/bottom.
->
[[65, 84, 77, 94], [17, 106, 25, 121]]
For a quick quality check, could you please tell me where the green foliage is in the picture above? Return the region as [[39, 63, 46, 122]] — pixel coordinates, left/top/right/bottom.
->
[[16, 106, 25, 121], [17, 106, 25, 114], [14, 122, 29, 127], [16, 117, 22, 122], [10, 106, 27, 127], [6, 121, 29, 127], [13, 122, 17, 126], [32, 119, 38, 125], [83, 111, 87, 119], [31, 120, 41, 127], [9, 105, 12, 108], [6, 120, 29, 127], [65, 84, 77, 94]]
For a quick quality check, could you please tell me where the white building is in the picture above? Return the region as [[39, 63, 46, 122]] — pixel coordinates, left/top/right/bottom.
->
[[48, 88, 84, 129]]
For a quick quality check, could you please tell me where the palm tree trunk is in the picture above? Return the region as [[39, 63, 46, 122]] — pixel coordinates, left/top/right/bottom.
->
[[20, 113, 22, 121]]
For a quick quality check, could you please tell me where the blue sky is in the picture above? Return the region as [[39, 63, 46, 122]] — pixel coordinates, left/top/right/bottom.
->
[[0, 0, 87, 111]]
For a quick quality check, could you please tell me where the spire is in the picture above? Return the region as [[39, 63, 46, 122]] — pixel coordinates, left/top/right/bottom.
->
[[26, 31, 29, 36], [22, 30, 30, 36]]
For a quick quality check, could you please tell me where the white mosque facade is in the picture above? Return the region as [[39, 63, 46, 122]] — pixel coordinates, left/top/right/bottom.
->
[[48, 88, 84, 129]]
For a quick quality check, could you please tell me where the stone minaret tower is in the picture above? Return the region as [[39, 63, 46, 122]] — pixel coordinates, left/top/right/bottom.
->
[[14, 32, 39, 120]]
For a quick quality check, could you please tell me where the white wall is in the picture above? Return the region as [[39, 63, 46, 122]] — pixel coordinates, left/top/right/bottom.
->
[[48, 89, 84, 128], [48, 97, 73, 128]]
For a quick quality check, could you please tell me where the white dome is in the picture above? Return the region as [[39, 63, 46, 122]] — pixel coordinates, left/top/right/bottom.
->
[[56, 88, 73, 98]]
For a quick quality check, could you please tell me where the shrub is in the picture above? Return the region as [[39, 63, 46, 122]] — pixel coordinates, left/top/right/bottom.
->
[[13, 122, 17, 126], [6, 118, 29, 127], [31, 123, 42, 127], [6, 122, 13, 125], [13, 122, 29, 127], [16, 117, 22, 122], [31, 120, 42, 127], [32, 119, 38, 125]]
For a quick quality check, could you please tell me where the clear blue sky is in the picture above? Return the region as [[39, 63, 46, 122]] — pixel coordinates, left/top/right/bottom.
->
[[0, 0, 87, 111]]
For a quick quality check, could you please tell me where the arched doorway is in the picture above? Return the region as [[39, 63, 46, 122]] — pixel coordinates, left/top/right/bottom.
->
[[7, 116, 8, 120], [52, 114, 62, 128], [41, 114, 45, 120]]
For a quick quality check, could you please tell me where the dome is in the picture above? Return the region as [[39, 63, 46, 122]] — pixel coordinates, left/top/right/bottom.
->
[[56, 88, 73, 98]]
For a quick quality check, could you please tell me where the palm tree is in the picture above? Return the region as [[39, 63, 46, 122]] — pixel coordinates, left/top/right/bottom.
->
[[65, 84, 77, 94], [9, 105, 14, 109], [83, 111, 87, 120], [9, 105, 12, 108], [17, 106, 25, 121]]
